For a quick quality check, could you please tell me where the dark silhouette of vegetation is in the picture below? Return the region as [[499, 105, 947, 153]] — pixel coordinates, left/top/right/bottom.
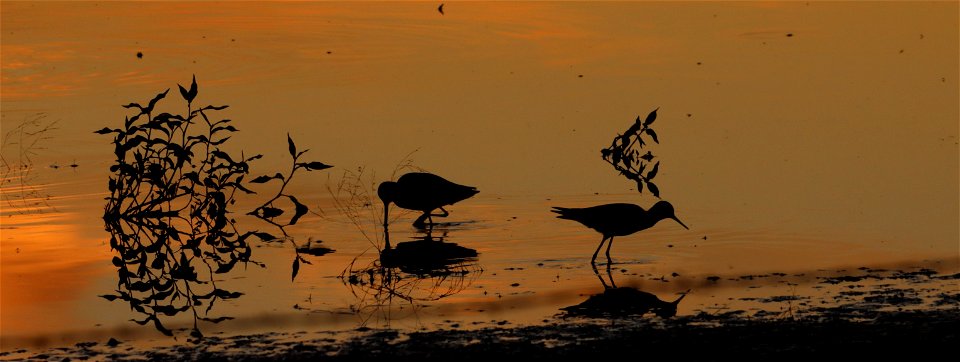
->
[[601, 108, 664, 197], [96, 76, 331, 338]]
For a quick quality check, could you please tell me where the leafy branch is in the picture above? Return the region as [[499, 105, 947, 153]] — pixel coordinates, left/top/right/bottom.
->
[[248, 133, 332, 281], [601, 108, 663, 197], [98, 75, 332, 339]]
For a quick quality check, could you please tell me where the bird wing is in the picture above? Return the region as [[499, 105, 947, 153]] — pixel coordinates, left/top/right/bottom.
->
[[396, 172, 478, 208], [552, 203, 643, 233]]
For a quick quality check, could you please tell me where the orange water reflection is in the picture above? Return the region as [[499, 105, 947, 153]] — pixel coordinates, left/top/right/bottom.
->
[[1, 0, 957, 352], [1, 211, 112, 335]]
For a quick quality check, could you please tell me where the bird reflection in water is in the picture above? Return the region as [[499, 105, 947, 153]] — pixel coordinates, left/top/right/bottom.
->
[[562, 264, 688, 319], [340, 226, 482, 326]]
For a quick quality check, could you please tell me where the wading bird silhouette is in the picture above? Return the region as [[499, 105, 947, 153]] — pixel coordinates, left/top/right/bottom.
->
[[378, 172, 478, 229], [551, 201, 688, 265]]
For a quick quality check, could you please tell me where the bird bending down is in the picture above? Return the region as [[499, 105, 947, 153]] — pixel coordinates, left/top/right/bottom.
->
[[551, 201, 688, 265], [378, 172, 478, 229]]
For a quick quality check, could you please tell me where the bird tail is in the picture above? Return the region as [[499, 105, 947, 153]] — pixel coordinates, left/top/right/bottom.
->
[[550, 206, 577, 220], [460, 187, 479, 200]]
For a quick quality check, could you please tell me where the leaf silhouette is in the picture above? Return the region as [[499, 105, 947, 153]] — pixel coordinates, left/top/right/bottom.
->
[[645, 128, 659, 144], [292, 257, 300, 281], [153, 317, 173, 336], [145, 89, 169, 114], [625, 116, 642, 135], [250, 175, 274, 184], [288, 195, 309, 225], [298, 161, 333, 171], [647, 181, 660, 198], [215, 259, 237, 274], [94, 127, 118, 134], [287, 134, 296, 158], [646, 161, 660, 180], [199, 316, 234, 323], [643, 107, 658, 126], [198, 105, 229, 111], [178, 75, 198, 103], [261, 207, 283, 218], [254, 232, 277, 241], [100, 294, 119, 301]]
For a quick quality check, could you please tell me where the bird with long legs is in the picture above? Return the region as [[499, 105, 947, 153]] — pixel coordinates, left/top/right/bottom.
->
[[378, 172, 478, 230], [551, 201, 688, 265]]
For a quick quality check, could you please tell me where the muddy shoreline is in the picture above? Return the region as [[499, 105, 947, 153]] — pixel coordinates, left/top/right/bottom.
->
[[4, 265, 959, 361], [5, 307, 957, 361]]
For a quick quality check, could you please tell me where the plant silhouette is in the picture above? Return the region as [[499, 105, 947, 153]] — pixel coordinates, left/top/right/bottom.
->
[[97, 76, 331, 338], [601, 108, 664, 197]]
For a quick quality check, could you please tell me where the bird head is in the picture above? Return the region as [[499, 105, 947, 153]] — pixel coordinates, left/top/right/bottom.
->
[[652, 201, 689, 230], [377, 181, 397, 204], [377, 181, 398, 227], [655, 289, 690, 318]]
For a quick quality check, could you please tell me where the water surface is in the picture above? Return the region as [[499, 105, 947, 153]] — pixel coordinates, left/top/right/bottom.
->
[[1, 1, 957, 351]]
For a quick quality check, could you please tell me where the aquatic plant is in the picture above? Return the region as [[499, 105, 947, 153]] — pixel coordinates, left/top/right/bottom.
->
[[0, 113, 60, 214], [97, 76, 331, 338], [601, 108, 663, 197]]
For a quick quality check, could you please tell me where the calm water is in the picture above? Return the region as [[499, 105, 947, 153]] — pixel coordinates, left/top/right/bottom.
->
[[1, 1, 958, 351]]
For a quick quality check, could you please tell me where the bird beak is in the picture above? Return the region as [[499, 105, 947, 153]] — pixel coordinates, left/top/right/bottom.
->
[[672, 216, 689, 230], [382, 202, 390, 228], [670, 289, 690, 306]]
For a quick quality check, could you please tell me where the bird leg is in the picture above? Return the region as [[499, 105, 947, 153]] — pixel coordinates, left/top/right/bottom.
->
[[605, 237, 615, 265], [591, 263, 611, 289], [591, 236, 609, 264], [412, 213, 430, 229], [415, 207, 450, 229], [605, 261, 617, 289]]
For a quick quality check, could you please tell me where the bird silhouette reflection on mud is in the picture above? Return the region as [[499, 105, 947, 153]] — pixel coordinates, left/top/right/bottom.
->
[[341, 227, 481, 324], [562, 264, 688, 319], [552, 201, 688, 265], [380, 228, 479, 275], [378, 172, 478, 229]]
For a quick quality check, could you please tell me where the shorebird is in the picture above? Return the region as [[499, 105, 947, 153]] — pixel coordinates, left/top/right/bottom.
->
[[551, 201, 688, 264], [378, 172, 478, 229]]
